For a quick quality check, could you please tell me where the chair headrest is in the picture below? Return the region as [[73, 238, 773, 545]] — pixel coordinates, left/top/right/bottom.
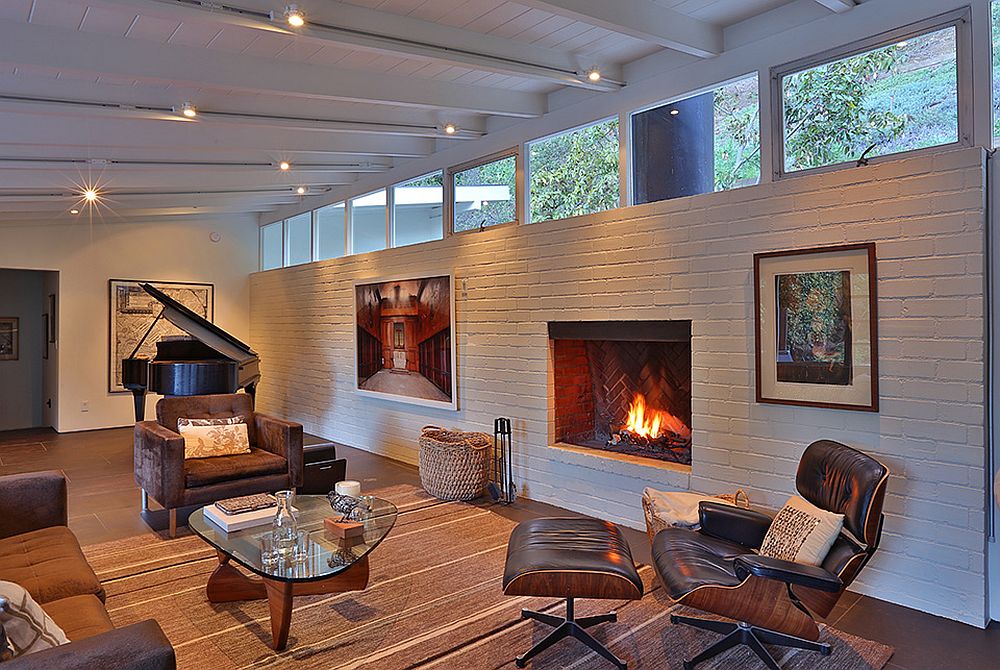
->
[[796, 440, 888, 546]]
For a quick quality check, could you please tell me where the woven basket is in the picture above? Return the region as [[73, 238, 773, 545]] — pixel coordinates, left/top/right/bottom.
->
[[642, 489, 750, 545], [418, 425, 492, 501]]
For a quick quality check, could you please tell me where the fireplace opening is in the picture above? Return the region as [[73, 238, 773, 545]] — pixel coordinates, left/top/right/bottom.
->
[[550, 321, 692, 465]]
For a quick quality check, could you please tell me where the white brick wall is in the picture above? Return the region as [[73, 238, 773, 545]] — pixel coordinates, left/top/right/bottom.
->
[[250, 147, 988, 626]]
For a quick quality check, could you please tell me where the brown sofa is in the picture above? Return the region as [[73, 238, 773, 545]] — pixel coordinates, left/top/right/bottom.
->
[[134, 393, 304, 536], [0, 471, 175, 669]]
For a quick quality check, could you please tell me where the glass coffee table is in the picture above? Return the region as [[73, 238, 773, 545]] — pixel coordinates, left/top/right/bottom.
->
[[189, 494, 397, 651]]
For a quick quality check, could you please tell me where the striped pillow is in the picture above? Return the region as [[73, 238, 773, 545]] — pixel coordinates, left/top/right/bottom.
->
[[0, 581, 69, 659]]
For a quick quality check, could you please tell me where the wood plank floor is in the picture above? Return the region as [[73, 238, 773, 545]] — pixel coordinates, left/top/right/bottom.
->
[[1, 426, 996, 669]]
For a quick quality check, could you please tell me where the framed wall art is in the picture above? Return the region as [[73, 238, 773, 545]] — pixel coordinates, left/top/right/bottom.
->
[[754, 243, 878, 412], [0, 317, 18, 361], [354, 274, 456, 410], [109, 279, 214, 393]]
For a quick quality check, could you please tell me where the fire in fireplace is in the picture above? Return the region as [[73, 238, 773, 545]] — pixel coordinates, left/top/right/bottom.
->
[[550, 321, 692, 465]]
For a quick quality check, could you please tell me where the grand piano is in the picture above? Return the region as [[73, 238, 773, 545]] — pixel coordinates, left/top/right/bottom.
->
[[122, 282, 260, 422]]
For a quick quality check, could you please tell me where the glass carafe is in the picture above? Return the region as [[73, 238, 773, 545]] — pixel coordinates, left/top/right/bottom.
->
[[271, 490, 298, 557]]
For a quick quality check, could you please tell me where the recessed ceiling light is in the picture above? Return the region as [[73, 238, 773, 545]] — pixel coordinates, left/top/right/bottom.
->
[[70, 209, 80, 215], [284, 4, 305, 27], [278, 161, 291, 171], [83, 189, 98, 202], [296, 186, 307, 195], [179, 101, 197, 118], [586, 68, 602, 83], [443, 123, 458, 135]]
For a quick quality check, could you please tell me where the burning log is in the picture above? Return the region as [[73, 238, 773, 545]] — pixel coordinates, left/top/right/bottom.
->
[[604, 393, 692, 463], [609, 428, 691, 452]]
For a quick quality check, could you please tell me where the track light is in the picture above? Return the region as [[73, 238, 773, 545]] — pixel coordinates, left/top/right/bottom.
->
[[70, 209, 80, 215], [83, 189, 98, 202], [443, 123, 458, 135], [585, 68, 602, 83], [296, 186, 307, 195], [283, 4, 305, 27], [670, 109, 680, 116], [178, 102, 197, 118], [278, 161, 291, 171]]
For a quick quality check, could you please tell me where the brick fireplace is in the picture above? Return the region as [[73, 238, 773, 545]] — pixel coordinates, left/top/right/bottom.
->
[[550, 321, 692, 465]]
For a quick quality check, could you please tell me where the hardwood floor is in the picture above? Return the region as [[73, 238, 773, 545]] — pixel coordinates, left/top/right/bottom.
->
[[1, 426, 997, 669]]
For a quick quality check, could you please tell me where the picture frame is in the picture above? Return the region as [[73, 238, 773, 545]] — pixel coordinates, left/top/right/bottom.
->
[[108, 279, 214, 393], [0, 317, 18, 361], [753, 243, 878, 412], [353, 274, 457, 410]]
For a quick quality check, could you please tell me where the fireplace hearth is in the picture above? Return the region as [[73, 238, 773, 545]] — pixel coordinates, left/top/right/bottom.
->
[[550, 321, 692, 465]]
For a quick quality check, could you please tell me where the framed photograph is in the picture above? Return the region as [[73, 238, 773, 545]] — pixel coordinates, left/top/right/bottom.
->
[[109, 279, 214, 393], [754, 243, 878, 412], [0, 317, 18, 361], [48, 294, 56, 343], [354, 274, 457, 410], [42, 313, 49, 360]]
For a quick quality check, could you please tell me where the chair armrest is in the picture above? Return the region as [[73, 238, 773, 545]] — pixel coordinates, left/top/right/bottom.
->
[[0, 472, 67, 539], [698, 502, 772, 549], [734, 554, 842, 593], [255, 414, 304, 487], [5, 620, 176, 670], [133, 422, 185, 508]]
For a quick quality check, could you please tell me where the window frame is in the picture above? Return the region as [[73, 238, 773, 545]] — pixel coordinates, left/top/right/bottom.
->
[[282, 211, 313, 267], [347, 188, 389, 255], [446, 147, 522, 235], [525, 116, 621, 224], [626, 72, 760, 207], [259, 220, 284, 271], [391, 170, 445, 248], [770, 9, 972, 180]]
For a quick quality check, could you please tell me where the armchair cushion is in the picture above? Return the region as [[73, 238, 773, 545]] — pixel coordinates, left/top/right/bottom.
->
[[184, 448, 287, 488], [44, 595, 114, 641], [652, 526, 745, 600], [734, 554, 842, 593], [759, 495, 844, 566], [698, 502, 772, 549], [0, 580, 69, 657], [0, 473, 67, 540], [0, 527, 104, 604], [157, 393, 256, 445]]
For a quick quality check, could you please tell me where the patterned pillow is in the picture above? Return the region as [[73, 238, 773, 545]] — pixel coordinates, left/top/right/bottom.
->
[[177, 417, 251, 459], [759, 495, 844, 566], [0, 581, 69, 659]]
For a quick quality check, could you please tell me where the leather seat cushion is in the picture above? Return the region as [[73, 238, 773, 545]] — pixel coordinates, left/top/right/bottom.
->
[[0, 526, 105, 604], [502, 518, 643, 599], [44, 594, 114, 641], [652, 526, 747, 600], [184, 448, 287, 488]]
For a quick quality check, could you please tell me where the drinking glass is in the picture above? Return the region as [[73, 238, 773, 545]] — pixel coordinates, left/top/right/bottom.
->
[[292, 530, 311, 565], [259, 535, 280, 569]]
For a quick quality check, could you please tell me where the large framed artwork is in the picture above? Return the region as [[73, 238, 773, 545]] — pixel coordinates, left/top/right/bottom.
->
[[354, 274, 457, 410], [754, 243, 878, 412], [0, 317, 18, 361], [109, 279, 214, 393]]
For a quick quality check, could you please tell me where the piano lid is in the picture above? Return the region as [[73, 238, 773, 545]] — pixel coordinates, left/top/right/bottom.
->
[[138, 282, 257, 363]]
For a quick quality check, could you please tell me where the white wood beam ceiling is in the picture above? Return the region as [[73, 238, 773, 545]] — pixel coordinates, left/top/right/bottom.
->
[[0, 20, 548, 118], [812, 0, 857, 12], [516, 0, 723, 58]]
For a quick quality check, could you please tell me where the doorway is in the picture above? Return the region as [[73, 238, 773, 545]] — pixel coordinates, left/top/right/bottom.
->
[[0, 269, 58, 431]]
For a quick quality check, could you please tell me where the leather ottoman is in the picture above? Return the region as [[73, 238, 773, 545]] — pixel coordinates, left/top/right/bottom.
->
[[502, 518, 643, 669]]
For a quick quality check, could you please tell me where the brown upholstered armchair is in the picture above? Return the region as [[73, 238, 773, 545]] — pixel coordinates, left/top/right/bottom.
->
[[134, 393, 304, 537]]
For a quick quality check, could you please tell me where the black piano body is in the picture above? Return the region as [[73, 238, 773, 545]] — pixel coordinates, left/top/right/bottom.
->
[[122, 283, 260, 422]]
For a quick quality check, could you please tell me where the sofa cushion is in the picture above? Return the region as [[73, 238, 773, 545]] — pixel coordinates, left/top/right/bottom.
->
[[0, 527, 104, 605], [184, 448, 288, 488], [43, 594, 115, 642], [0, 580, 69, 657]]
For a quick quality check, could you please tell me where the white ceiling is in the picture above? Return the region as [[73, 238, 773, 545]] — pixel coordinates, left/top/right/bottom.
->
[[0, 0, 848, 223]]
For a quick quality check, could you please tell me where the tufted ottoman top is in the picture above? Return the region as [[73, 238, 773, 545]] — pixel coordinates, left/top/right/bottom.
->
[[502, 518, 643, 600]]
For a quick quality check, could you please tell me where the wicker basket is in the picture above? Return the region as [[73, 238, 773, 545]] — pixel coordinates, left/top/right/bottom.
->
[[642, 489, 750, 545], [418, 425, 492, 501]]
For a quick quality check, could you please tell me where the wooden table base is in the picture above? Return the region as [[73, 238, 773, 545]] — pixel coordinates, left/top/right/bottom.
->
[[206, 551, 370, 651]]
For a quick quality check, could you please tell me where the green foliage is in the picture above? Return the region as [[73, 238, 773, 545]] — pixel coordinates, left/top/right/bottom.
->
[[783, 44, 908, 171], [528, 120, 620, 223], [453, 156, 517, 231], [714, 82, 760, 191], [778, 271, 848, 363]]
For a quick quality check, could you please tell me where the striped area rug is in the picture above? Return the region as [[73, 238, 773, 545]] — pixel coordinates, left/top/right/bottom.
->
[[83, 485, 893, 670]]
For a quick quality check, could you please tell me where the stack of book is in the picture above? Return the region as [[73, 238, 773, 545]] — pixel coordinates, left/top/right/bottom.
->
[[204, 494, 278, 532]]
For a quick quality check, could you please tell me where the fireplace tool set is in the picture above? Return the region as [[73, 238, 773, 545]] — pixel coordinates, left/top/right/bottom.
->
[[488, 417, 515, 505]]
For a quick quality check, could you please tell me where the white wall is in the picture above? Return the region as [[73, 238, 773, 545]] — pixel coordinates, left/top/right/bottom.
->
[[251, 147, 988, 626], [0, 216, 259, 432], [0, 270, 46, 430]]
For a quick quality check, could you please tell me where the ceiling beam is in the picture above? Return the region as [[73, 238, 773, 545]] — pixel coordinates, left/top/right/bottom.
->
[[90, 0, 623, 90], [812, 0, 857, 12], [0, 20, 546, 118], [515, 0, 722, 58], [0, 170, 357, 190]]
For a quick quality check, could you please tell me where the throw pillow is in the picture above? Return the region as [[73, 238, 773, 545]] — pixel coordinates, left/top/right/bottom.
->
[[759, 495, 844, 566], [0, 581, 69, 659], [177, 418, 251, 459]]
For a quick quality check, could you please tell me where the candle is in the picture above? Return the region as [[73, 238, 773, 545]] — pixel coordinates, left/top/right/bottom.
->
[[335, 480, 361, 498]]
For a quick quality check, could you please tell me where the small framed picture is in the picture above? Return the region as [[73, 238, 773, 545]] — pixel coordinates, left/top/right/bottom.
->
[[0, 317, 18, 361], [753, 243, 878, 412]]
